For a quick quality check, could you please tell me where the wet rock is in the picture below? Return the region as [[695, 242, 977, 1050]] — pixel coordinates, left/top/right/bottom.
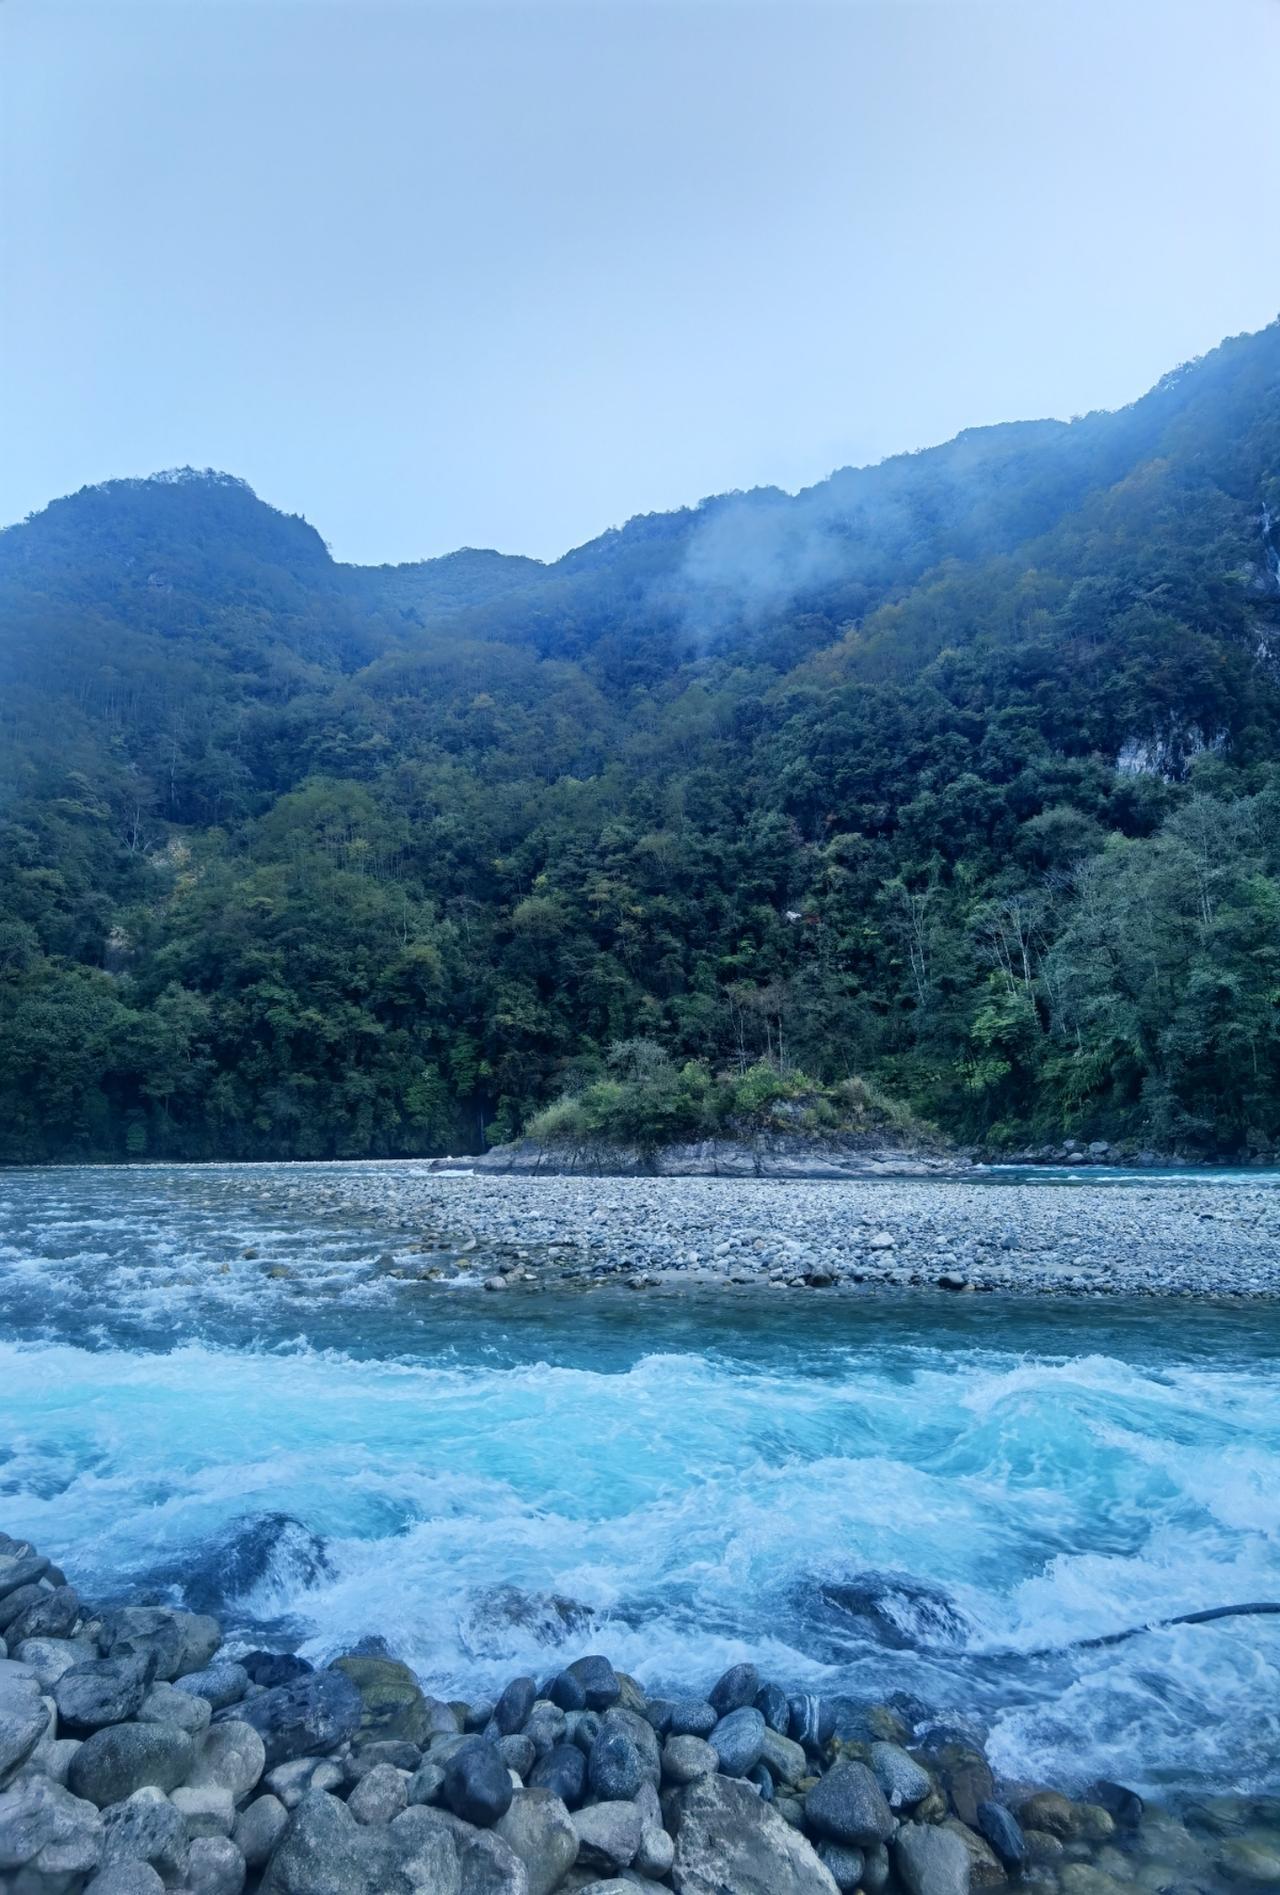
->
[[68, 1720, 195, 1806], [663, 1733, 719, 1785], [139, 1679, 213, 1735], [895, 1821, 973, 1895], [54, 1654, 154, 1732], [565, 1655, 621, 1710], [942, 1816, 1007, 1887], [818, 1841, 866, 1891], [761, 1726, 809, 1786], [872, 1740, 931, 1808], [935, 1743, 995, 1828], [1089, 1781, 1145, 1830], [15, 1637, 94, 1691], [804, 1760, 894, 1847], [99, 1784, 189, 1882], [187, 1833, 248, 1895], [164, 1513, 330, 1618], [172, 1781, 237, 1837], [757, 1682, 791, 1734], [0, 1585, 51, 1636], [25, 1734, 82, 1786], [348, 1761, 408, 1824], [671, 1770, 841, 1894], [233, 1791, 288, 1867], [588, 1729, 644, 1801], [668, 1697, 718, 1739], [176, 1662, 249, 1711], [99, 1606, 221, 1682], [1020, 1791, 1114, 1843], [240, 1652, 314, 1690], [218, 1666, 362, 1767], [599, 1705, 661, 1785], [0, 1772, 104, 1879], [8, 1583, 81, 1642], [87, 1863, 165, 1895], [710, 1705, 767, 1777], [499, 1731, 537, 1779], [565, 1710, 601, 1755], [549, 1671, 588, 1713], [1218, 1838, 1280, 1884], [709, 1662, 761, 1716], [0, 1551, 50, 1602], [573, 1798, 643, 1873], [188, 1719, 267, 1798], [331, 1654, 431, 1748], [524, 1701, 567, 1758], [494, 1786, 580, 1895], [494, 1675, 538, 1736], [977, 1800, 1028, 1872], [442, 1734, 515, 1826]]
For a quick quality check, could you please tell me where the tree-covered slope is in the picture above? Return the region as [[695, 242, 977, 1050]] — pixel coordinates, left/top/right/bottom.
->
[[3, 322, 1280, 1162]]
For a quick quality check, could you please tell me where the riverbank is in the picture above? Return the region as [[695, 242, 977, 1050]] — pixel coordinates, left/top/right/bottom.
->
[[4, 1527, 1271, 1895], [316, 1169, 1280, 1298]]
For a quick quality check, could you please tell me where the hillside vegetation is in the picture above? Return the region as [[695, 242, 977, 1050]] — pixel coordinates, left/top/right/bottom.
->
[[4, 323, 1280, 1162]]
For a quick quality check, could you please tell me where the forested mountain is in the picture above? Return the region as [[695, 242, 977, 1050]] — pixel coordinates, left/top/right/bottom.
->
[[4, 322, 1280, 1162]]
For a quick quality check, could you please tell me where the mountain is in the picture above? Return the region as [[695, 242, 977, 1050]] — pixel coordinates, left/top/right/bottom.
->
[[2, 322, 1280, 1163]]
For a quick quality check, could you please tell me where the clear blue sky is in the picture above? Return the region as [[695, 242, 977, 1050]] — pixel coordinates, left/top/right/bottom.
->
[[4, 0, 1279, 564]]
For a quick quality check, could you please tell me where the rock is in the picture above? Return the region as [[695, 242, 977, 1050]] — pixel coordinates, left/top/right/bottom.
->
[[942, 1817, 1006, 1888], [99, 1784, 189, 1881], [935, 1744, 995, 1828], [68, 1720, 195, 1806], [709, 1662, 761, 1715], [549, 1671, 588, 1713], [530, 1741, 587, 1807], [1089, 1781, 1145, 1829], [871, 1741, 932, 1808], [164, 1513, 330, 1619], [233, 1791, 288, 1867], [240, 1651, 314, 1690], [54, 1654, 154, 1732], [139, 1678, 213, 1735], [818, 1841, 866, 1891], [407, 1760, 445, 1806], [494, 1786, 580, 1895], [1018, 1790, 1114, 1842], [188, 1719, 267, 1798], [757, 1683, 791, 1734], [662, 1734, 718, 1785], [15, 1637, 94, 1690], [420, 1694, 462, 1737], [348, 1739, 421, 1781], [0, 1585, 50, 1636], [1219, 1838, 1280, 1884], [637, 1822, 675, 1877], [710, 1705, 767, 1777], [804, 1760, 894, 1847], [87, 1863, 166, 1894], [25, 1734, 82, 1786], [265, 1756, 346, 1808], [787, 1695, 832, 1748], [393, 1803, 531, 1893], [0, 1552, 50, 1602], [219, 1666, 362, 1767], [176, 1663, 249, 1711], [565, 1656, 621, 1710], [588, 1729, 644, 1801], [442, 1734, 515, 1826], [172, 1782, 237, 1837], [668, 1698, 717, 1739], [258, 1789, 394, 1894], [0, 1695, 47, 1787], [761, 1726, 808, 1786], [7, 1583, 81, 1642], [524, 1701, 566, 1758], [864, 1841, 892, 1892], [348, 1761, 408, 1824], [331, 1655, 431, 1747], [0, 1773, 104, 1878], [896, 1822, 973, 1895], [643, 1697, 675, 1738], [494, 1676, 538, 1736], [976, 1801, 1027, 1872], [671, 1771, 840, 1894], [187, 1833, 248, 1894], [600, 1705, 660, 1785], [99, 1606, 221, 1682], [573, 1799, 642, 1873]]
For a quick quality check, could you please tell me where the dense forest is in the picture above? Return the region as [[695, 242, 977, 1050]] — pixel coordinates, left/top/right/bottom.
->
[[4, 321, 1280, 1163]]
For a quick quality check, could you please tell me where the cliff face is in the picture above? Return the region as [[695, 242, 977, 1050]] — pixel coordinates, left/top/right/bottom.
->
[[436, 1132, 966, 1179]]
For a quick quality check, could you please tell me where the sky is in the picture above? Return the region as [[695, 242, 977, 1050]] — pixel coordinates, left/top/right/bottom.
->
[[3, 0, 1279, 566]]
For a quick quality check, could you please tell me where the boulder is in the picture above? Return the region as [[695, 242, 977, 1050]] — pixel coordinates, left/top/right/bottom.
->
[[710, 1705, 767, 1777], [671, 1771, 840, 1895], [804, 1759, 894, 1847], [0, 1551, 50, 1601], [176, 1662, 249, 1711], [564, 1656, 621, 1710], [258, 1788, 399, 1894], [529, 1741, 587, 1808], [667, 1698, 718, 1739], [442, 1734, 514, 1826], [708, 1663, 761, 1715], [761, 1726, 808, 1786], [99, 1784, 189, 1882], [187, 1833, 248, 1894], [493, 1676, 537, 1736], [54, 1654, 154, 1732], [188, 1719, 267, 1799], [871, 1741, 932, 1809], [348, 1762, 408, 1825], [572, 1799, 642, 1873], [934, 1744, 995, 1828], [894, 1821, 973, 1895], [587, 1729, 644, 1801], [7, 1583, 81, 1642], [98, 1606, 220, 1681], [15, 1636, 94, 1691], [240, 1651, 314, 1690], [219, 1666, 362, 1767], [392, 1802, 530, 1892], [68, 1721, 195, 1806], [494, 1786, 580, 1895], [0, 1772, 104, 1878], [498, 1732, 537, 1779], [818, 1841, 866, 1891], [976, 1801, 1027, 1873], [233, 1791, 288, 1867], [332, 1655, 431, 1747], [139, 1680, 213, 1736], [662, 1734, 718, 1785], [0, 1692, 48, 1788]]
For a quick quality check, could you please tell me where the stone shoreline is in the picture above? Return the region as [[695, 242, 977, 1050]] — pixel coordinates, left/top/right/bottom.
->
[[312, 1171, 1280, 1300], [5, 1529, 1271, 1895]]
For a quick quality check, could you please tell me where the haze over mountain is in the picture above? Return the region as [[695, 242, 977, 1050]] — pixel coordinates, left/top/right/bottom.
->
[[3, 320, 1280, 1162]]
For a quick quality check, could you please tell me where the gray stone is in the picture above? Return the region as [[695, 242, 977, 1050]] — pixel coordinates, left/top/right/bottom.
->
[[667, 1698, 717, 1738], [407, 1759, 445, 1806], [348, 1761, 408, 1824], [0, 1585, 50, 1636], [0, 1773, 104, 1878], [871, 1741, 932, 1809], [68, 1720, 195, 1806], [494, 1676, 537, 1736], [588, 1729, 644, 1801], [636, 1822, 675, 1877], [258, 1789, 396, 1894], [331, 1655, 432, 1747], [99, 1784, 189, 1882], [139, 1679, 214, 1735], [524, 1701, 567, 1758], [219, 1667, 362, 1768], [187, 1833, 248, 1894], [7, 1583, 81, 1642], [176, 1663, 249, 1711], [599, 1705, 660, 1786], [0, 1552, 50, 1602], [393, 1802, 530, 1893], [498, 1732, 537, 1779], [54, 1655, 153, 1732], [442, 1734, 514, 1826], [804, 1760, 894, 1847], [494, 1786, 580, 1895], [671, 1771, 840, 1895], [188, 1720, 266, 1799], [14, 1638, 93, 1691], [976, 1800, 1027, 1872], [573, 1799, 642, 1873], [87, 1863, 166, 1895], [895, 1821, 973, 1895], [710, 1705, 766, 1777], [0, 1697, 47, 1787], [529, 1741, 587, 1808], [171, 1782, 237, 1837], [25, 1735, 82, 1786], [264, 1756, 346, 1809], [818, 1841, 866, 1890], [662, 1734, 718, 1784], [762, 1726, 808, 1786], [99, 1606, 221, 1682], [565, 1656, 621, 1710], [233, 1791, 288, 1867], [565, 1709, 601, 1755], [708, 1663, 761, 1715]]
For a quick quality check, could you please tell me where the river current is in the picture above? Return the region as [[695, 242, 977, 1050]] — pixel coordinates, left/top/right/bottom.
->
[[1, 1164, 1278, 1801]]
